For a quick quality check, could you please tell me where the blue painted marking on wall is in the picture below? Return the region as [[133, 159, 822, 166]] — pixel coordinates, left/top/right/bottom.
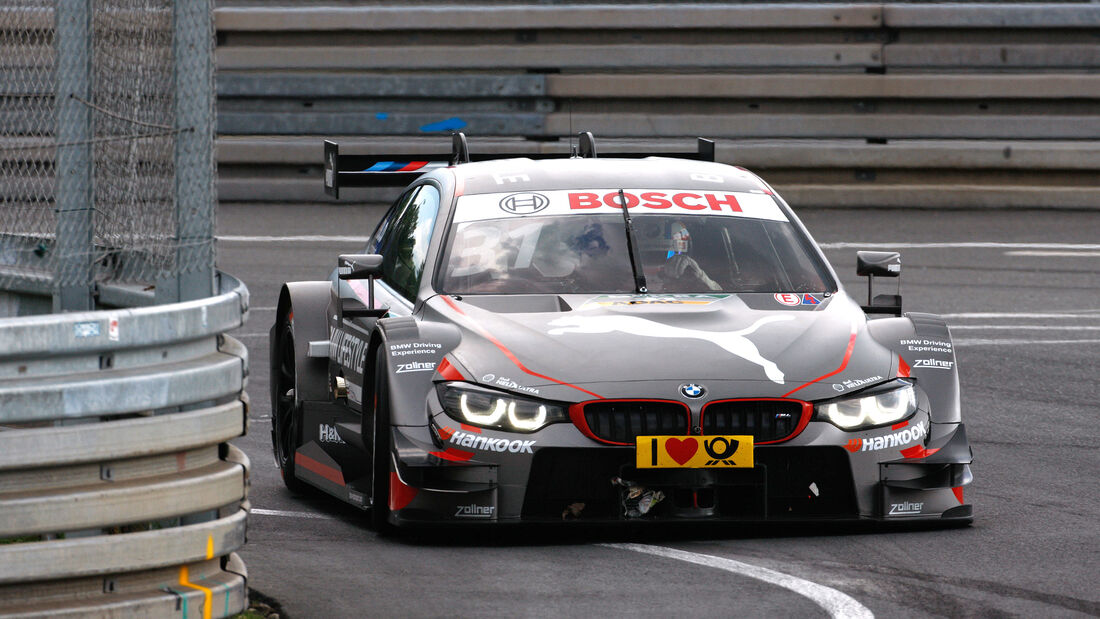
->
[[419, 117, 467, 132], [375, 113, 388, 120]]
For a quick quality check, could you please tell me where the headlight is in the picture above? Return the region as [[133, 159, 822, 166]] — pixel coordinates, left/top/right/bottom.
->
[[437, 382, 568, 433], [815, 380, 917, 430]]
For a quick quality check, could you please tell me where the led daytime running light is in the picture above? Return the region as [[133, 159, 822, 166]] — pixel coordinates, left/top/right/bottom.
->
[[442, 383, 567, 433], [818, 383, 916, 430], [507, 402, 547, 430], [459, 393, 506, 424]]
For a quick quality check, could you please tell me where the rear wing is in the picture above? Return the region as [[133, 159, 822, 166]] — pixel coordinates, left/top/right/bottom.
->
[[323, 132, 715, 199]]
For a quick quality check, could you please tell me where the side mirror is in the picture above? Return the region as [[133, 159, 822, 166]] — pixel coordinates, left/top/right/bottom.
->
[[338, 254, 386, 318], [856, 251, 902, 316], [338, 254, 383, 280], [856, 251, 901, 277]]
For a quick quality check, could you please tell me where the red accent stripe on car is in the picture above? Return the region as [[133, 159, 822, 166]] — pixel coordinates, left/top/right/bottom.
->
[[460, 423, 482, 433], [440, 295, 604, 399], [569, 403, 616, 444], [568, 399, 691, 446], [429, 448, 474, 462], [892, 420, 909, 430], [398, 161, 428, 172], [452, 169, 465, 197], [952, 486, 965, 504], [295, 452, 345, 486], [437, 426, 455, 440], [781, 319, 858, 398], [897, 356, 911, 378], [900, 445, 940, 459], [699, 398, 814, 444], [437, 357, 466, 381], [389, 472, 418, 510]]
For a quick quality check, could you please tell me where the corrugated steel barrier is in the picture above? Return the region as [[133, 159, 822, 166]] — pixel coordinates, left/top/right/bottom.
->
[[0, 273, 250, 618], [208, 2, 1100, 208]]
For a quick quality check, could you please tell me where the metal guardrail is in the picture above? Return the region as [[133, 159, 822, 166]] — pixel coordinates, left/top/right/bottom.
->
[[209, 2, 1100, 208], [0, 272, 250, 618]]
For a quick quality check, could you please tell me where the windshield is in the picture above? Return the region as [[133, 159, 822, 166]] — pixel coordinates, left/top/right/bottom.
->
[[440, 212, 834, 295]]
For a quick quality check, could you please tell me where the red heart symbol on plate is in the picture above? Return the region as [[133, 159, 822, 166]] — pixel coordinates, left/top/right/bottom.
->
[[665, 437, 698, 465]]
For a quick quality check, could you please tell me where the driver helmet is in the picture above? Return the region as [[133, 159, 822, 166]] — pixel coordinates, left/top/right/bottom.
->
[[668, 221, 691, 258]]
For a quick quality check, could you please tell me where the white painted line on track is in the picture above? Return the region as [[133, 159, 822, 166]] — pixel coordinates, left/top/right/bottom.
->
[[219, 237, 1100, 250], [218, 235, 370, 243], [246, 309, 1093, 320], [819, 242, 1100, 250], [1004, 250, 1100, 257], [956, 338, 1100, 347], [950, 325, 1100, 331], [234, 323, 1100, 341], [602, 543, 873, 619], [251, 508, 335, 520], [942, 312, 1100, 319], [243, 311, 1100, 321]]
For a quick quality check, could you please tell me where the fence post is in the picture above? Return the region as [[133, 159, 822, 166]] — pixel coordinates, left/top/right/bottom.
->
[[159, 0, 216, 304], [54, 0, 95, 312]]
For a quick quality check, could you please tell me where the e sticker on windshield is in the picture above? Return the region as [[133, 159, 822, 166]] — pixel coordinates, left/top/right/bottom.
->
[[454, 189, 788, 223]]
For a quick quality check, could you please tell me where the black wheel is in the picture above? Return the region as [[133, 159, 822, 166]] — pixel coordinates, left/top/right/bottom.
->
[[272, 313, 309, 494], [370, 346, 394, 532]]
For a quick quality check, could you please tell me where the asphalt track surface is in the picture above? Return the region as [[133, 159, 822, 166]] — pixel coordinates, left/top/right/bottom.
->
[[218, 204, 1100, 618]]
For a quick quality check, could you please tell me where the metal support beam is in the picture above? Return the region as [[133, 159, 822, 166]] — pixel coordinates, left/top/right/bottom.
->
[[160, 0, 216, 303], [54, 0, 95, 312]]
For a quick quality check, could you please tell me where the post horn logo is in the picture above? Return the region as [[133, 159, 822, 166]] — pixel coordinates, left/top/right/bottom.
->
[[703, 436, 740, 466]]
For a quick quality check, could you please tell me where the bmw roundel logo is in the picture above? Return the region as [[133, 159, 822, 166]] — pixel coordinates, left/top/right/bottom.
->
[[680, 383, 706, 399], [499, 192, 549, 215]]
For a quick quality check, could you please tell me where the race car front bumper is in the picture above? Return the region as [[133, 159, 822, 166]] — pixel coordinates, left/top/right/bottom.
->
[[386, 420, 973, 526], [878, 422, 974, 521]]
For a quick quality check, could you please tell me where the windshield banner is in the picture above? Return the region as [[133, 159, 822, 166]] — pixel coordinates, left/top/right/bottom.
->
[[454, 189, 788, 223]]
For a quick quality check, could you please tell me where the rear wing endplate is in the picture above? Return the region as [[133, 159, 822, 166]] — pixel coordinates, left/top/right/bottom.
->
[[323, 132, 715, 199], [323, 134, 466, 199]]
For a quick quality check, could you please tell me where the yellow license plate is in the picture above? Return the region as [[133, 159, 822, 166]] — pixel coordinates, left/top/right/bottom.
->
[[635, 435, 754, 469]]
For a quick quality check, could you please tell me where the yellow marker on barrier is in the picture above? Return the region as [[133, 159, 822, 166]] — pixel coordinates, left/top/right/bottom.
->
[[206, 535, 214, 560], [178, 565, 213, 619]]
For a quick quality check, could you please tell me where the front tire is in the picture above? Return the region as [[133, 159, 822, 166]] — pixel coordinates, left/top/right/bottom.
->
[[272, 313, 309, 494]]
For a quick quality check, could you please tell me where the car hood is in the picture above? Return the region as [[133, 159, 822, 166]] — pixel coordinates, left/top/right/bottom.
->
[[425, 292, 897, 402]]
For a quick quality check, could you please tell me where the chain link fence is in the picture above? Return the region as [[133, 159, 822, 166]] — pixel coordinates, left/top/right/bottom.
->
[[0, 0, 215, 310]]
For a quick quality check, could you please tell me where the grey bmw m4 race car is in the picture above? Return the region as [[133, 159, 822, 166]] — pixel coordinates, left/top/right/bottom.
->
[[270, 133, 973, 528]]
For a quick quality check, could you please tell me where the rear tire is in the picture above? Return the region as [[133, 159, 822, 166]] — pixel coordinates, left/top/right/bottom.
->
[[370, 346, 394, 532], [272, 313, 309, 494]]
